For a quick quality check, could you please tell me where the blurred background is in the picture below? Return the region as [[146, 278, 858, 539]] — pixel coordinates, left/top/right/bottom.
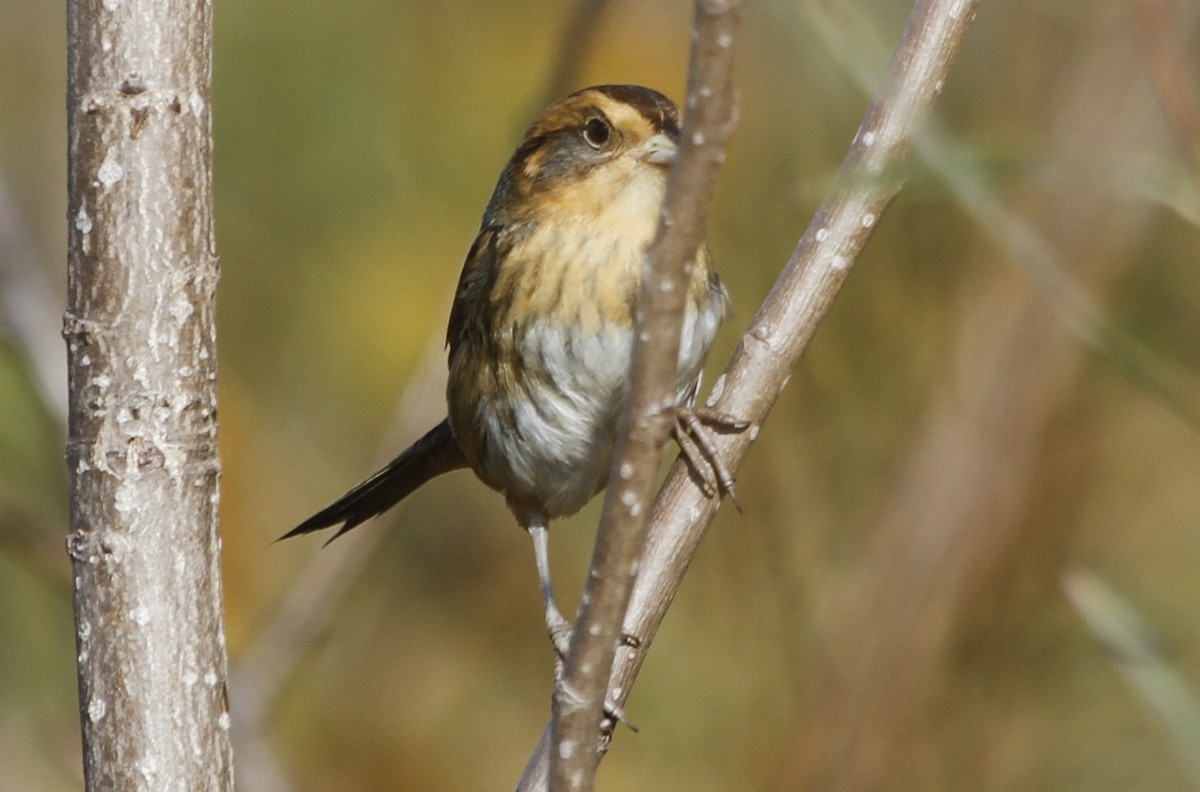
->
[[3, 0, 1200, 789]]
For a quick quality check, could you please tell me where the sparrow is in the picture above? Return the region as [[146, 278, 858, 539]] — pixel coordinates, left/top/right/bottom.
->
[[284, 84, 733, 654]]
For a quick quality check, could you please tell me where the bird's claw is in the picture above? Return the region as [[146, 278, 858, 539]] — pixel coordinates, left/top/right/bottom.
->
[[672, 407, 748, 510], [550, 626, 639, 733]]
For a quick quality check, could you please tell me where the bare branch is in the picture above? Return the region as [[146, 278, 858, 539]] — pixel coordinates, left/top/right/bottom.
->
[[521, 0, 982, 787], [66, 0, 233, 788], [544, 3, 744, 791], [615, 0, 981, 699]]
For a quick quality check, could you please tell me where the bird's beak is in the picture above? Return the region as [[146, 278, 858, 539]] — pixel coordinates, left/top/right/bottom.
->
[[637, 132, 677, 166]]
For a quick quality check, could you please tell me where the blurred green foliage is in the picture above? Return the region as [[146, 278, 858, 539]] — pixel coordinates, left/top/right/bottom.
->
[[3, 0, 1200, 790]]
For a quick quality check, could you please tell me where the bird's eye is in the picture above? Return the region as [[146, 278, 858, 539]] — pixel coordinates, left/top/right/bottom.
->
[[582, 117, 611, 149]]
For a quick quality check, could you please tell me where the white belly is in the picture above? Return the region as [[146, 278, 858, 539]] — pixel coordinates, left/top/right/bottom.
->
[[474, 290, 723, 520], [476, 320, 631, 519]]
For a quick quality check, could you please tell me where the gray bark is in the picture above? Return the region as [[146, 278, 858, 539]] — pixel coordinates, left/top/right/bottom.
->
[[65, 0, 233, 789]]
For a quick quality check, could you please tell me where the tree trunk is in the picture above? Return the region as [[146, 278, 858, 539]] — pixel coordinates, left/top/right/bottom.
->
[[65, 0, 233, 788]]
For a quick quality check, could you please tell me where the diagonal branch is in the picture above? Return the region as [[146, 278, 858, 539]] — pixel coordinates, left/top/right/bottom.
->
[[612, 0, 982, 716], [612, 0, 982, 705], [547, 3, 743, 791], [522, 0, 982, 788]]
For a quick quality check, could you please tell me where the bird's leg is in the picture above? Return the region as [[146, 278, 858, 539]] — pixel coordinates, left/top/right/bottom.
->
[[528, 519, 573, 658], [673, 407, 749, 510], [527, 518, 637, 731]]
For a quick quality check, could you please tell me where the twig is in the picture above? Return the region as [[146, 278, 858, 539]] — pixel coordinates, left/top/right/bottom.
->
[[520, 0, 981, 788], [544, 3, 744, 792]]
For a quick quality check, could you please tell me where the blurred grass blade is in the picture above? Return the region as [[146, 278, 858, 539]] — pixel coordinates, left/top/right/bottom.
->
[[920, 123, 1200, 434], [1064, 567, 1200, 787], [806, 1, 1200, 434], [1123, 159, 1200, 226]]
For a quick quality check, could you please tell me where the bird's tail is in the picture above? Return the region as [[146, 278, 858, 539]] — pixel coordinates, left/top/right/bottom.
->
[[281, 418, 468, 544]]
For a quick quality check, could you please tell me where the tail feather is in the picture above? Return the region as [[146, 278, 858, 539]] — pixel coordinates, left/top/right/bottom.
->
[[282, 418, 468, 543]]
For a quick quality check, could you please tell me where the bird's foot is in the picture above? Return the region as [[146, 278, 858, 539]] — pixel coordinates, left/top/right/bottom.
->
[[549, 622, 639, 733], [672, 406, 749, 509], [547, 608, 573, 659]]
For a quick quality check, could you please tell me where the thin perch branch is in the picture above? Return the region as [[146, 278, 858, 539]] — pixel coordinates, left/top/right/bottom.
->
[[547, 2, 744, 791], [614, 0, 982, 724], [520, 0, 981, 787]]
